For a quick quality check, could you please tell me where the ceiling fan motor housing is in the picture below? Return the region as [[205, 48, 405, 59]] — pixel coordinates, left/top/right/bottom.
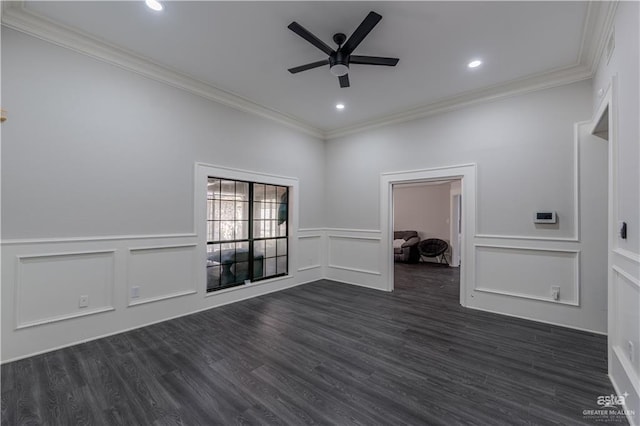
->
[[329, 51, 349, 76]]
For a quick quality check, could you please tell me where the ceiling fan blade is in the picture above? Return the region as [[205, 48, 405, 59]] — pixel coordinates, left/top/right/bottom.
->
[[350, 55, 399, 66], [288, 22, 335, 56], [288, 59, 330, 74], [341, 11, 382, 55], [339, 74, 350, 88]]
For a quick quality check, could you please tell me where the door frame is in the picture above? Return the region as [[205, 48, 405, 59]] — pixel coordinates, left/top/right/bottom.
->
[[590, 79, 617, 370], [380, 164, 477, 306], [451, 192, 462, 267]]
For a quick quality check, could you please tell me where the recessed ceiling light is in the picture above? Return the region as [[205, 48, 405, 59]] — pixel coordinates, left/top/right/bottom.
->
[[145, 0, 163, 12], [336, 103, 345, 110], [468, 60, 482, 69]]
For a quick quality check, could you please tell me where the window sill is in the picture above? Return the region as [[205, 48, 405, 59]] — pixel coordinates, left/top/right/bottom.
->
[[204, 274, 291, 298]]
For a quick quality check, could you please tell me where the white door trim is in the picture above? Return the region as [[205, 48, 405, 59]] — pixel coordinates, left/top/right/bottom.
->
[[381, 164, 477, 306]]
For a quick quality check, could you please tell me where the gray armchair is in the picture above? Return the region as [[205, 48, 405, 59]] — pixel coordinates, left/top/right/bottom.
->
[[393, 230, 420, 263]]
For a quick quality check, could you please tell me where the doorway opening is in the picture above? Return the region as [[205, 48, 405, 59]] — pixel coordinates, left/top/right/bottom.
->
[[392, 179, 462, 267], [392, 178, 462, 300], [380, 164, 477, 306]]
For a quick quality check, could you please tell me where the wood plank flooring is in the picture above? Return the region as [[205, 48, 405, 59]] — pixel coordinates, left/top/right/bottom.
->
[[1, 263, 627, 425]]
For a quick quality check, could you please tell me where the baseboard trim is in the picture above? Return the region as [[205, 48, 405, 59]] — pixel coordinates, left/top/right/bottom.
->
[[610, 346, 640, 426], [323, 278, 391, 292], [128, 290, 197, 308], [327, 264, 381, 276], [297, 264, 322, 272], [464, 304, 606, 336], [15, 306, 116, 330], [473, 287, 580, 306]]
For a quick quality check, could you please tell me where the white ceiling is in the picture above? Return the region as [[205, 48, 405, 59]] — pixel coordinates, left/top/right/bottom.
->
[[15, 1, 595, 136]]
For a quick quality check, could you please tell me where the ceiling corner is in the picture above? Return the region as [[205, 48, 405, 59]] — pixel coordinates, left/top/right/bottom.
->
[[1, 2, 325, 140], [578, 0, 619, 74]]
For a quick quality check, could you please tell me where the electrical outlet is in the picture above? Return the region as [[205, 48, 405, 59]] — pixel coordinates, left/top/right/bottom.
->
[[131, 286, 140, 298], [628, 341, 635, 362], [79, 295, 89, 308], [551, 286, 560, 301]]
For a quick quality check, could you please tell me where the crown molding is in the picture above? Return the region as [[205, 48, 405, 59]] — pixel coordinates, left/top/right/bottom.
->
[[324, 0, 615, 140], [2, 1, 617, 142], [0, 2, 324, 139], [324, 63, 592, 140], [578, 0, 618, 74]]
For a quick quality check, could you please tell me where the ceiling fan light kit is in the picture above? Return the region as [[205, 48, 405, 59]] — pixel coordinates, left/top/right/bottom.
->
[[288, 11, 399, 88]]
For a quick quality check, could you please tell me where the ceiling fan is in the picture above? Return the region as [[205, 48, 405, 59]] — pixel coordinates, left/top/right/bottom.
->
[[287, 11, 399, 88]]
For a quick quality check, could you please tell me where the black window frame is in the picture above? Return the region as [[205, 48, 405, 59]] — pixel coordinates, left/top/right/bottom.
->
[[206, 176, 289, 292]]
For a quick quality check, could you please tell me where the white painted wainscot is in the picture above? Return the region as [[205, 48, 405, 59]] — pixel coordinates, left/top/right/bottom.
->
[[1, 229, 324, 362]]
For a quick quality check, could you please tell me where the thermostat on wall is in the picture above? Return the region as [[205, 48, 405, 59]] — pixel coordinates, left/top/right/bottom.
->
[[534, 211, 557, 224]]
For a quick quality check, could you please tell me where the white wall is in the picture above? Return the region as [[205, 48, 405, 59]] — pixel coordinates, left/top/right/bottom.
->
[[393, 182, 451, 241], [1, 28, 326, 361], [1, 29, 326, 238], [325, 82, 588, 238], [325, 79, 611, 334], [592, 2, 640, 422]]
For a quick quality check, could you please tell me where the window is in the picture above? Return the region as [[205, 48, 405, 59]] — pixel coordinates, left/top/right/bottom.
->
[[206, 177, 288, 292]]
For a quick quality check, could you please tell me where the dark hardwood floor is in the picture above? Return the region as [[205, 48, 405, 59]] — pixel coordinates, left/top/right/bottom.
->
[[2, 263, 626, 425]]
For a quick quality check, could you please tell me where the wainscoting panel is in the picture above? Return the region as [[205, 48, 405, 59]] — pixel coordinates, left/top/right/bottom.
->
[[328, 234, 381, 276], [297, 233, 322, 272], [474, 244, 580, 305], [128, 244, 198, 306], [1, 229, 319, 362], [613, 266, 640, 382], [15, 251, 115, 328], [610, 261, 640, 424], [325, 230, 385, 290]]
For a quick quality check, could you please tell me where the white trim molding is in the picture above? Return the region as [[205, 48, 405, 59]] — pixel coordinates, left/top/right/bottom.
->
[[128, 290, 198, 308], [298, 234, 322, 239], [326, 232, 383, 278], [327, 265, 382, 276], [381, 164, 477, 304], [614, 248, 640, 266], [465, 305, 607, 337], [579, 0, 619, 74], [327, 235, 382, 242], [193, 162, 301, 293], [297, 232, 324, 274], [15, 307, 116, 330], [127, 243, 198, 307], [1, 0, 617, 141], [14, 250, 117, 329], [0, 2, 323, 139], [1, 233, 197, 246], [297, 265, 321, 272], [326, 65, 592, 140], [612, 265, 640, 291], [473, 244, 581, 306]]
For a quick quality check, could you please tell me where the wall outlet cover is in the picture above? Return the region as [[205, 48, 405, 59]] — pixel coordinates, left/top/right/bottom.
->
[[551, 286, 560, 300], [79, 295, 89, 308]]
